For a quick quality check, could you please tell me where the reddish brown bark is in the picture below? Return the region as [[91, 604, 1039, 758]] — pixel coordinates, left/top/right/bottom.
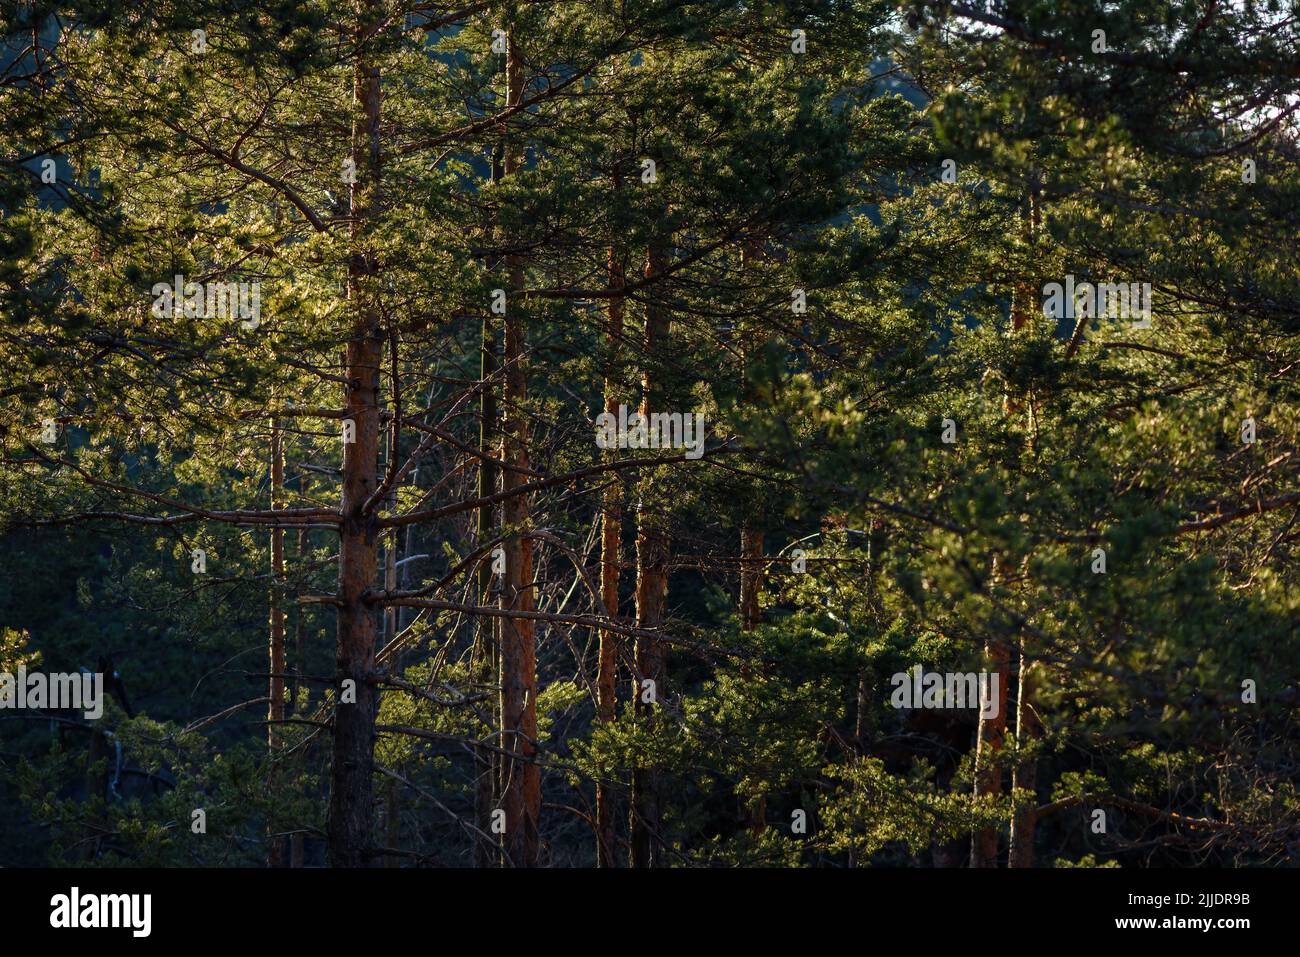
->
[[630, 244, 669, 868], [327, 2, 382, 868], [971, 634, 1009, 867], [498, 35, 540, 868]]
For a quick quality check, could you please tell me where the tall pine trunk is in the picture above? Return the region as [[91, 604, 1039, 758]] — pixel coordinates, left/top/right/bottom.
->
[[474, 280, 499, 867], [1008, 187, 1044, 867], [737, 241, 766, 835], [630, 243, 669, 868], [498, 34, 540, 868], [381, 422, 401, 869], [268, 419, 286, 867], [1003, 189, 1042, 868], [328, 2, 382, 867], [972, 552, 1010, 868], [596, 200, 625, 868], [740, 525, 764, 834], [291, 522, 307, 867], [974, 186, 1038, 868]]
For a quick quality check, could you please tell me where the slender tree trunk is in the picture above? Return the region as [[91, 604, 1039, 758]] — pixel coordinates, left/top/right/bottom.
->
[[630, 243, 669, 868], [291, 521, 306, 868], [739, 525, 764, 834], [855, 522, 882, 746], [736, 238, 765, 640], [1009, 652, 1041, 867], [1009, 191, 1044, 870], [498, 35, 540, 868], [328, 3, 382, 867], [971, 630, 1010, 867], [382, 427, 398, 648], [291, 505, 308, 716], [596, 201, 625, 869], [739, 527, 763, 631], [268, 419, 286, 867], [474, 274, 500, 868], [854, 674, 872, 744], [397, 521, 415, 633], [976, 182, 1041, 867], [380, 425, 399, 869], [736, 239, 767, 836]]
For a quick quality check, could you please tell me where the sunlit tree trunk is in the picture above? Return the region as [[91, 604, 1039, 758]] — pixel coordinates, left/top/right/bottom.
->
[[971, 632, 1009, 867], [328, 0, 383, 867], [1009, 652, 1040, 868]]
